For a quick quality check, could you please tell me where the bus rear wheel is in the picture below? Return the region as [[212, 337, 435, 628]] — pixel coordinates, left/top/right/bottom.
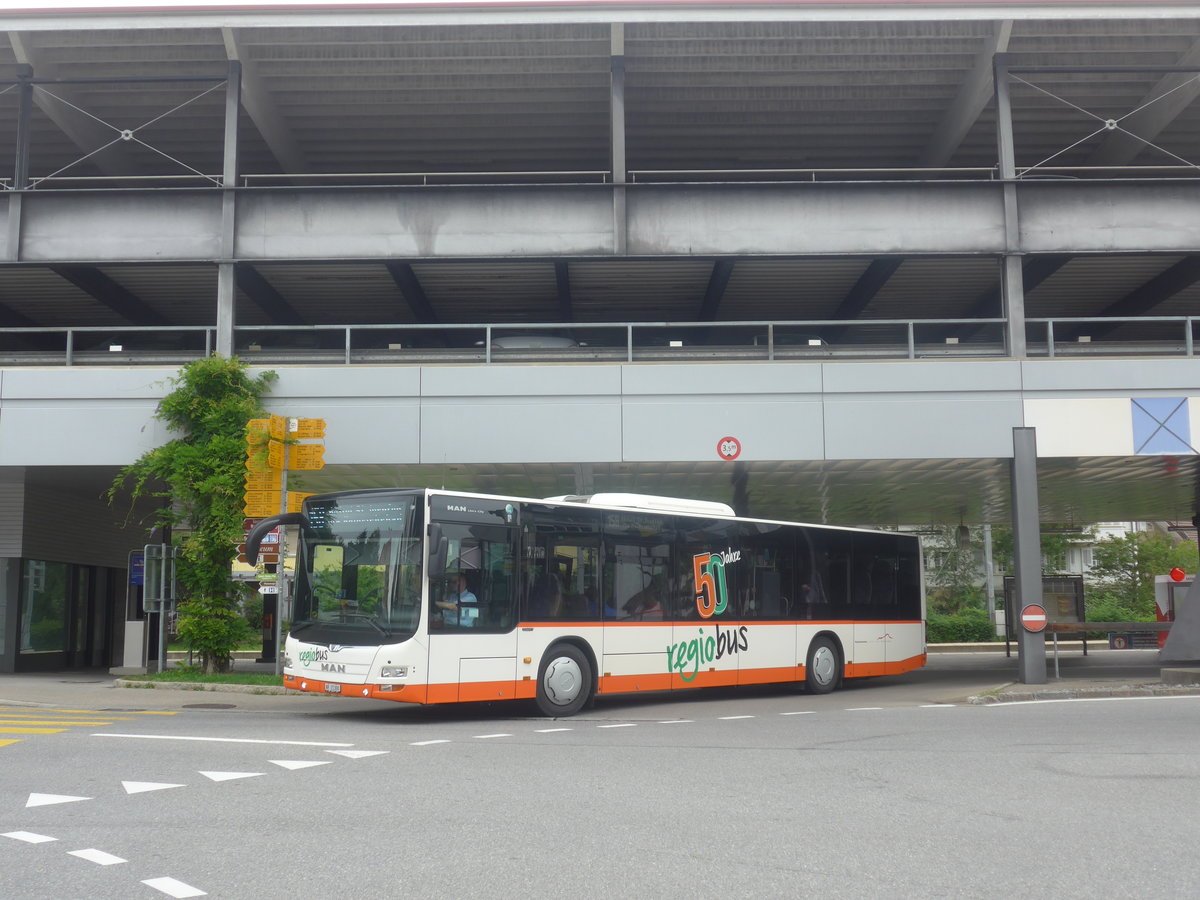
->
[[805, 636, 841, 694], [536, 644, 593, 717]]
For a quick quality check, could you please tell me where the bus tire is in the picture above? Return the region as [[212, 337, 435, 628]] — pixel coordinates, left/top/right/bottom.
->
[[536, 643, 592, 717], [804, 636, 841, 694]]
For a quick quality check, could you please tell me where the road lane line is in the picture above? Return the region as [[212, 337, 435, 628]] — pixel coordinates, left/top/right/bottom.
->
[[0, 727, 67, 735], [2, 831, 57, 844], [597, 723, 636, 728], [719, 715, 755, 720], [473, 733, 512, 739], [69, 848, 126, 866], [143, 876, 207, 898], [780, 711, 815, 716], [535, 727, 572, 733], [93, 733, 352, 747], [410, 739, 450, 746]]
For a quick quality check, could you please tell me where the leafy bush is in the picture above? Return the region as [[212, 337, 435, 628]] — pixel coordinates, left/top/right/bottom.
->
[[926, 608, 998, 643], [175, 596, 256, 671]]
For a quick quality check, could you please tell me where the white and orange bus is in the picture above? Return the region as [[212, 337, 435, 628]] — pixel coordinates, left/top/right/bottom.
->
[[247, 488, 926, 716]]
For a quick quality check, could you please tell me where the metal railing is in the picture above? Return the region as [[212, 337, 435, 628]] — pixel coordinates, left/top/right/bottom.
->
[[0, 316, 1193, 367]]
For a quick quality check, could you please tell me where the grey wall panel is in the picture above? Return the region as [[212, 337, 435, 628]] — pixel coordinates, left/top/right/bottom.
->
[[260, 365, 422, 399], [23, 480, 143, 568], [0, 405, 170, 465], [628, 183, 1005, 256], [19, 193, 223, 262], [1020, 183, 1200, 253], [621, 362, 823, 396], [271, 398, 421, 465], [823, 398, 1024, 459], [235, 188, 615, 259], [622, 398, 825, 461], [1019, 359, 1200, 394], [421, 365, 621, 398], [822, 360, 1023, 394], [0, 367, 174, 400], [421, 398, 622, 463], [0, 469, 26, 556]]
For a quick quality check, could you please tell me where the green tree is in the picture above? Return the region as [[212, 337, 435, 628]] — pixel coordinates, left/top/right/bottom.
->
[[1086, 531, 1199, 620], [922, 525, 985, 615], [109, 357, 277, 673]]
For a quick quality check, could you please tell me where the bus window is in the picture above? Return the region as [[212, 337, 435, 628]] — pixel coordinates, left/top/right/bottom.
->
[[522, 505, 602, 621], [429, 522, 517, 631], [605, 540, 672, 620]]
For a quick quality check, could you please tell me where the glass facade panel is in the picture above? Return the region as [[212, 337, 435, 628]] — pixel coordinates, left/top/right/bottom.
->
[[19, 560, 69, 653]]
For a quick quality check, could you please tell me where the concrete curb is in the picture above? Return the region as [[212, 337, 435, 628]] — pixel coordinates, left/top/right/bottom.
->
[[968, 683, 1200, 704], [114, 678, 296, 696]]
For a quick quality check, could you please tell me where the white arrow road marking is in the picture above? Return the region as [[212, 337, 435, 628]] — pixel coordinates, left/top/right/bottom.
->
[[143, 876, 207, 898], [123, 781, 186, 795], [2, 831, 57, 843], [26, 793, 91, 808], [198, 771, 264, 782], [269, 760, 333, 770], [325, 749, 389, 759], [68, 848, 126, 866]]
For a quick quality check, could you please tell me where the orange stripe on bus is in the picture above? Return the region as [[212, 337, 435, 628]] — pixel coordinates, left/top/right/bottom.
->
[[283, 651, 929, 705]]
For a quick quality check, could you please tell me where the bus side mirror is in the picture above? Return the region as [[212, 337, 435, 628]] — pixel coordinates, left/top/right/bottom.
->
[[428, 524, 448, 576], [246, 513, 303, 565]]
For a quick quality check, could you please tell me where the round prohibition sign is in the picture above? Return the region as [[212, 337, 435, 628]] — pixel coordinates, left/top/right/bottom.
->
[[717, 436, 742, 460], [1020, 603, 1048, 633]]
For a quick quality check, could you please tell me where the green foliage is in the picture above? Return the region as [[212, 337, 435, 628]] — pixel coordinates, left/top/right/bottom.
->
[[109, 357, 276, 673], [988, 525, 1086, 575], [922, 525, 985, 615], [240, 591, 265, 632], [926, 609, 997, 643], [1087, 531, 1198, 620]]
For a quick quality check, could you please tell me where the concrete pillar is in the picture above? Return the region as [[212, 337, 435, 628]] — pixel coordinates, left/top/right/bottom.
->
[[1011, 426, 1046, 683]]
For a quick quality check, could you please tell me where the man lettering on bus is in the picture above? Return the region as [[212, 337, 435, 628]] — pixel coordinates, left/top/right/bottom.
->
[[436, 572, 479, 627]]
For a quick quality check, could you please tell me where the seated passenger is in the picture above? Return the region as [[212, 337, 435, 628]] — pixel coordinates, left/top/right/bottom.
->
[[530, 573, 564, 619]]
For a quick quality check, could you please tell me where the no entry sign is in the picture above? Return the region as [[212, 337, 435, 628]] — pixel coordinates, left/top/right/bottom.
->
[[1020, 604, 1048, 633]]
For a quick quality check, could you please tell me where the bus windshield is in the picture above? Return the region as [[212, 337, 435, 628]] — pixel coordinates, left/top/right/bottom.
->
[[290, 492, 423, 645]]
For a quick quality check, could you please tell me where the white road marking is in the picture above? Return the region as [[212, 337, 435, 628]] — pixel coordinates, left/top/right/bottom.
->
[[143, 876, 207, 898], [410, 739, 450, 746], [93, 733, 352, 747], [123, 781, 186, 794], [535, 727, 572, 733], [920, 704, 957, 708], [597, 723, 636, 728], [326, 749, 389, 758], [989, 695, 1200, 707], [198, 771, 264, 782], [2, 831, 56, 844], [269, 760, 333, 770], [68, 848, 126, 866], [26, 793, 90, 808], [719, 715, 755, 720], [780, 711, 815, 716], [473, 733, 512, 739], [845, 707, 884, 711], [658, 719, 693, 724]]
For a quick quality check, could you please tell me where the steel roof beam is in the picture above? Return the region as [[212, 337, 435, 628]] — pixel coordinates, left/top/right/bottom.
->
[[7, 31, 143, 179], [917, 20, 1011, 167], [222, 28, 311, 175], [234, 264, 305, 325], [1086, 39, 1200, 168], [823, 258, 902, 343], [1061, 255, 1200, 341], [49, 265, 170, 325], [554, 260, 573, 322], [384, 262, 438, 325]]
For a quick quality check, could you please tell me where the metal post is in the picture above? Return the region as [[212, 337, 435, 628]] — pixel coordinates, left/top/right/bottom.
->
[[610, 24, 627, 255], [216, 61, 241, 357], [274, 425, 290, 677], [1011, 426, 1046, 684], [983, 523, 996, 618], [993, 54, 1027, 359], [6, 66, 33, 262]]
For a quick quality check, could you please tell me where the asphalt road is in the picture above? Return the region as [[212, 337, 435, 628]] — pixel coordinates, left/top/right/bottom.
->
[[3, 652, 1198, 899]]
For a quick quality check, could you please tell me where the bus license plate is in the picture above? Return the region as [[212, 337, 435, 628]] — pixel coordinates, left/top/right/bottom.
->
[[324, 683, 341, 694]]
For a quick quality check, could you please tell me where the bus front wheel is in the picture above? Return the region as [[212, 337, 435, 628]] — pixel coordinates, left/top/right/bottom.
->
[[536, 644, 593, 717], [805, 636, 841, 694]]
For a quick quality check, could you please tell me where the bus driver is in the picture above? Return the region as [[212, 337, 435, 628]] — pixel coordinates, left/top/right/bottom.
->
[[435, 572, 479, 627]]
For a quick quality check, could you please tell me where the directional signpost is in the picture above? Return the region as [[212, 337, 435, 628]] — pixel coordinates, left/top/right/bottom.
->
[[243, 414, 326, 673]]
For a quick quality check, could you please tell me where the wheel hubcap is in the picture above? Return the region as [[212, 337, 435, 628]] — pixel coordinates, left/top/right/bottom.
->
[[543, 656, 582, 706], [811, 645, 836, 686]]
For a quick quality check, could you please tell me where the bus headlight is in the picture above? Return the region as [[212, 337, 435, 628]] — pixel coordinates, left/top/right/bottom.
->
[[380, 665, 409, 678]]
